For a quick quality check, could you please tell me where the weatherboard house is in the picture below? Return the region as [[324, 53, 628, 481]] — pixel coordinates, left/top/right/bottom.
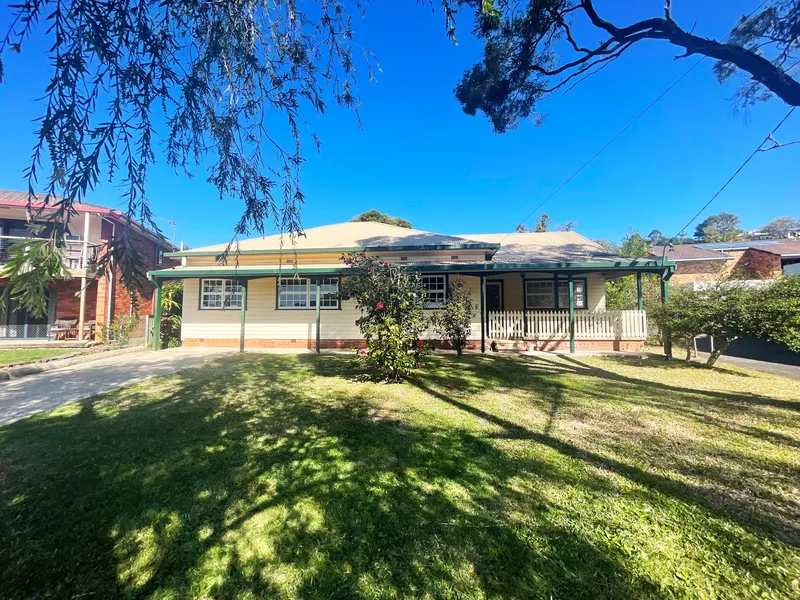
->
[[148, 222, 675, 352]]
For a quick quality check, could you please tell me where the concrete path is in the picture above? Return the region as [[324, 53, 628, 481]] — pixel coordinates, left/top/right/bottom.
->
[[0, 347, 233, 427], [695, 352, 800, 380]]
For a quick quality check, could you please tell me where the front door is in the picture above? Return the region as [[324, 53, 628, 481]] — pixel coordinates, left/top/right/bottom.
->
[[486, 281, 503, 313]]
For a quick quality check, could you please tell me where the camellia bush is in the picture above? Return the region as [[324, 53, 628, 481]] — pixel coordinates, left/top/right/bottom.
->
[[432, 277, 474, 355], [339, 253, 431, 381], [651, 277, 800, 366]]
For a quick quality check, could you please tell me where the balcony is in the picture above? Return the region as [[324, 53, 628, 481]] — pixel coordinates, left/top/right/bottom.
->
[[0, 235, 99, 273]]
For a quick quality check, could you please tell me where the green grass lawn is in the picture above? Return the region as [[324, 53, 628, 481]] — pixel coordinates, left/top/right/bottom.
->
[[0, 347, 76, 366], [1, 354, 798, 599]]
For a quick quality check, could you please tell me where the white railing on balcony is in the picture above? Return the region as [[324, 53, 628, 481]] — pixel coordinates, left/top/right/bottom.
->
[[487, 310, 647, 341], [0, 235, 98, 268]]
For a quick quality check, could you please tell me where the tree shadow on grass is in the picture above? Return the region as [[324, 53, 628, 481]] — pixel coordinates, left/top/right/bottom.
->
[[0, 355, 667, 599], [349, 352, 800, 549]]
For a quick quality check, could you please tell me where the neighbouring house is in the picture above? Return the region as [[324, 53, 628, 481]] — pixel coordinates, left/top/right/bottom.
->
[[0, 190, 178, 340], [650, 239, 800, 284], [148, 222, 675, 353]]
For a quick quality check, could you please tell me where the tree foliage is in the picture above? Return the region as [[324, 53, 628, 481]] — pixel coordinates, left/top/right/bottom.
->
[[694, 212, 744, 243], [454, 0, 800, 133], [1, 0, 373, 311], [755, 216, 800, 238], [650, 278, 800, 366], [159, 281, 184, 348], [431, 277, 474, 355], [351, 210, 413, 229], [339, 253, 430, 381]]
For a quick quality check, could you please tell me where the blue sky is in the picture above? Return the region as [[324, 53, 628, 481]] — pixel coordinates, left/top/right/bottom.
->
[[0, 1, 798, 248]]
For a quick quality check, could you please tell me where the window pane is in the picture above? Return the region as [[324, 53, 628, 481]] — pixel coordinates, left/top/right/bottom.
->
[[421, 275, 446, 308], [279, 278, 309, 308], [311, 277, 339, 309], [526, 280, 554, 309]]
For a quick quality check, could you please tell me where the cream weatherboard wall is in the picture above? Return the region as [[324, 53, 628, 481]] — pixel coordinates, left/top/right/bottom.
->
[[485, 272, 606, 312], [181, 275, 485, 345]]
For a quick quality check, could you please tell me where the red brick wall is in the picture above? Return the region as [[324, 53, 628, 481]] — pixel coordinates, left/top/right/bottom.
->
[[93, 221, 176, 334], [735, 248, 782, 279], [55, 279, 98, 320]]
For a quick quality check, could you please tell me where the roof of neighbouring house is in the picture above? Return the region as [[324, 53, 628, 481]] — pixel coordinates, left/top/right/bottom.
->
[[648, 244, 734, 262], [0, 189, 177, 250], [693, 239, 800, 257], [649, 239, 800, 260]]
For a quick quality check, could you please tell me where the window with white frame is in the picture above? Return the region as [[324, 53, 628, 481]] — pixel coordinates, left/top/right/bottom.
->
[[200, 279, 243, 309], [421, 275, 447, 308], [278, 277, 339, 309]]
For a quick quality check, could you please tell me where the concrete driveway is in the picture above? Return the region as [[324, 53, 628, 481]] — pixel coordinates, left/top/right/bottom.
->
[[0, 347, 233, 427]]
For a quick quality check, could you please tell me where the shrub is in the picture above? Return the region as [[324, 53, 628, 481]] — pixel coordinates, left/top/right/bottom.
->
[[339, 253, 430, 381], [159, 281, 183, 349], [99, 315, 140, 345], [431, 277, 473, 355], [651, 278, 800, 367]]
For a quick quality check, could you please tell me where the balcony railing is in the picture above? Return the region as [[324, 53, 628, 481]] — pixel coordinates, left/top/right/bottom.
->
[[487, 310, 648, 341], [0, 235, 99, 268]]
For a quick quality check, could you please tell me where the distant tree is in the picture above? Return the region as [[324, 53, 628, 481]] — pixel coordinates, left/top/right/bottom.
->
[[618, 229, 650, 258], [755, 216, 800, 238], [517, 214, 576, 233], [453, 1, 800, 135], [593, 239, 619, 254], [351, 210, 413, 229], [647, 229, 668, 246], [555, 221, 578, 232], [534, 213, 551, 232], [694, 213, 744, 243]]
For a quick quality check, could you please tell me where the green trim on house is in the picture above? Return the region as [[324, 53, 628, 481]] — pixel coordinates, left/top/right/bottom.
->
[[148, 260, 676, 280], [166, 242, 501, 258]]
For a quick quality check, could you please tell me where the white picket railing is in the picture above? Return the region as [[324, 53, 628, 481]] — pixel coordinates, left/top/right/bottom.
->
[[487, 310, 647, 341]]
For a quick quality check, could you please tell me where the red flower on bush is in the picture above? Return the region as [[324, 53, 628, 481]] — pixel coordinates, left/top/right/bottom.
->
[[416, 340, 424, 347], [416, 362, 422, 368], [447, 383, 452, 388], [376, 301, 384, 309], [383, 263, 390, 268], [359, 349, 367, 355]]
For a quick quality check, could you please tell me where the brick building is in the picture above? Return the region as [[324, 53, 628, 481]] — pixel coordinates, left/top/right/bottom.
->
[[650, 239, 800, 285], [0, 190, 177, 340]]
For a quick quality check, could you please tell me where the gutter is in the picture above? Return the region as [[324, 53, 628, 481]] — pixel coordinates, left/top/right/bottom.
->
[[148, 260, 676, 279], [165, 242, 502, 258]]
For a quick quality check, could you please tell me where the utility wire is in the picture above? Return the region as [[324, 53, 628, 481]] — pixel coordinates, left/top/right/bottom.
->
[[502, 0, 770, 243], [666, 106, 796, 246]]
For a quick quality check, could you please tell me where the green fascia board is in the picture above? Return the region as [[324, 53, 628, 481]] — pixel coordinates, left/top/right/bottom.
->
[[165, 242, 501, 258], [148, 260, 675, 280]]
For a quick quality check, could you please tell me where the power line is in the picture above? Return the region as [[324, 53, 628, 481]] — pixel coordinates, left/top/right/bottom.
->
[[667, 106, 796, 245], [503, 0, 770, 243], [504, 60, 703, 242]]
